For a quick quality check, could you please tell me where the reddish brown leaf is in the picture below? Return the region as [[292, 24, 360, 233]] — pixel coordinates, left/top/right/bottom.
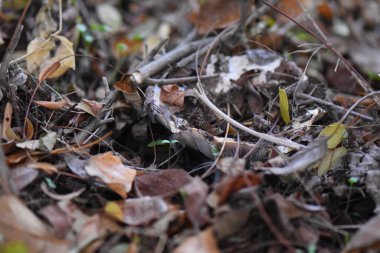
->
[[134, 169, 193, 198], [38, 61, 61, 82], [160, 84, 185, 107]]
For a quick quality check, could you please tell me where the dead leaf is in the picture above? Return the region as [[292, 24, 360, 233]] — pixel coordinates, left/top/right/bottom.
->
[[2, 102, 13, 141], [134, 169, 193, 197], [35, 98, 69, 110], [38, 204, 72, 239], [0, 195, 68, 253], [182, 177, 210, 226], [85, 152, 137, 198], [76, 99, 104, 117], [104, 202, 124, 222], [26, 38, 55, 73], [187, 0, 241, 34], [45, 35, 75, 78], [173, 228, 220, 253], [9, 166, 39, 191], [96, 3, 122, 30], [345, 213, 380, 253], [317, 146, 347, 175], [29, 162, 58, 174], [41, 182, 86, 201], [121, 196, 169, 225], [160, 84, 185, 107]]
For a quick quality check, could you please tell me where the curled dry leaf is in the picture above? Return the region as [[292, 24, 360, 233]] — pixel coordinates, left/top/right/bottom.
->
[[45, 35, 75, 79], [35, 98, 69, 110], [160, 84, 185, 107], [76, 99, 104, 117], [41, 182, 85, 201], [26, 38, 55, 73], [29, 162, 58, 174], [85, 152, 137, 198]]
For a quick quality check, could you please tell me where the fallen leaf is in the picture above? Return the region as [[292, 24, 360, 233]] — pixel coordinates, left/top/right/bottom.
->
[[45, 35, 75, 78], [160, 84, 185, 107], [104, 202, 124, 222], [38, 204, 72, 239], [319, 122, 347, 149], [182, 177, 210, 226], [134, 169, 193, 197], [9, 166, 39, 191], [35, 98, 69, 110], [187, 0, 241, 34], [345, 213, 380, 253], [173, 228, 220, 253], [76, 99, 104, 117], [121, 196, 169, 225], [279, 87, 291, 125], [0, 195, 68, 252], [85, 152, 137, 198], [2, 102, 13, 141], [26, 38, 55, 73], [317, 146, 347, 175], [29, 162, 58, 174], [96, 3, 122, 30]]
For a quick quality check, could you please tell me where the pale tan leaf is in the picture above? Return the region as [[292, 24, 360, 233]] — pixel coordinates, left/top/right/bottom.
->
[[29, 162, 58, 174], [76, 99, 104, 117], [26, 38, 55, 73], [35, 99, 69, 110], [85, 152, 137, 198], [173, 228, 220, 253]]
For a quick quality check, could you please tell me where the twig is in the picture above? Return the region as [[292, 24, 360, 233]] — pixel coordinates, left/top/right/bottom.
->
[[339, 91, 380, 123], [194, 85, 304, 150], [144, 74, 219, 85], [297, 93, 374, 121]]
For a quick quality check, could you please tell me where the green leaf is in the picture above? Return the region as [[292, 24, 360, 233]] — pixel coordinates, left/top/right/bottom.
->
[[319, 122, 347, 149], [317, 146, 347, 175], [147, 139, 178, 148], [279, 87, 291, 125], [44, 177, 56, 189], [0, 241, 28, 253]]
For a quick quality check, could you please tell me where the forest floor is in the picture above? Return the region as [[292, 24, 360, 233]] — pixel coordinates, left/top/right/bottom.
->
[[1, 0, 380, 252]]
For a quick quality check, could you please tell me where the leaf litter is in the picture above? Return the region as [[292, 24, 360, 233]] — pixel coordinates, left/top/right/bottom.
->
[[0, 0, 380, 252]]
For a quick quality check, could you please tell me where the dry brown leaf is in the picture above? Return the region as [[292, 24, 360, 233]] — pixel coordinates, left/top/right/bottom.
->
[[2, 102, 13, 141], [160, 84, 185, 107], [35, 98, 69, 110], [173, 228, 220, 253], [187, 0, 241, 34], [85, 152, 136, 198], [0, 195, 68, 253], [25, 117, 35, 140], [38, 60, 61, 82], [76, 99, 104, 117], [134, 169, 193, 197]]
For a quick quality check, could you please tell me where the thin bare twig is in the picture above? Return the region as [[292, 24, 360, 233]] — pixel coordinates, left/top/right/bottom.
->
[[194, 85, 304, 150], [145, 74, 219, 85], [339, 91, 380, 123], [297, 93, 373, 121]]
